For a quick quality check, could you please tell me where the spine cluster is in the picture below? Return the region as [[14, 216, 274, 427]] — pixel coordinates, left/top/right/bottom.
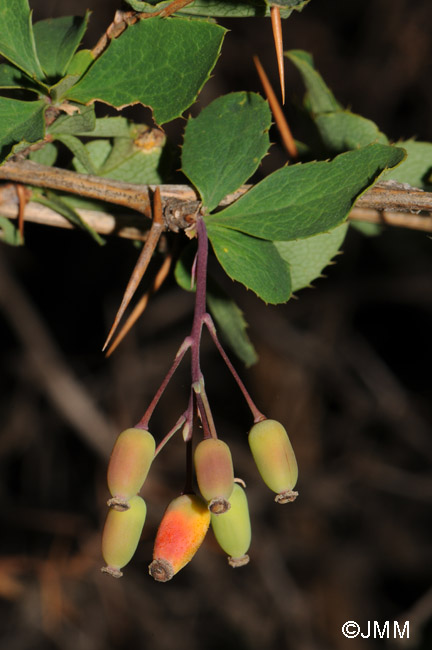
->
[[101, 217, 299, 582]]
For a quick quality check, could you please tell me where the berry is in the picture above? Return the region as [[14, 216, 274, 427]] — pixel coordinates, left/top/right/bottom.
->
[[107, 428, 155, 510], [101, 495, 147, 578], [194, 438, 234, 514], [248, 419, 298, 503], [149, 494, 210, 582], [211, 482, 251, 567]]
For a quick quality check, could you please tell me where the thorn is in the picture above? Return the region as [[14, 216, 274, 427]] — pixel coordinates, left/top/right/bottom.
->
[[105, 252, 172, 357], [270, 6, 285, 105], [16, 184, 29, 240], [102, 187, 164, 352], [253, 55, 298, 161]]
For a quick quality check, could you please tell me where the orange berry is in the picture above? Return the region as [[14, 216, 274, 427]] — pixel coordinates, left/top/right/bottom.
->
[[107, 428, 155, 510], [194, 438, 234, 514], [248, 419, 298, 503], [101, 495, 147, 578], [149, 494, 210, 582]]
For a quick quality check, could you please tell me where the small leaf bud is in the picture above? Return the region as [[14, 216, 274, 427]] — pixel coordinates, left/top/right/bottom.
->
[[107, 428, 155, 509], [194, 438, 234, 514], [101, 495, 147, 577], [248, 419, 298, 502], [149, 494, 210, 582], [211, 482, 251, 566]]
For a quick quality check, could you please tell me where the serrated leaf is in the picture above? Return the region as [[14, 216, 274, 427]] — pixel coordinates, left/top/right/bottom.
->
[[32, 191, 105, 245], [66, 18, 226, 125], [49, 74, 84, 102], [0, 62, 39, 90], [285, 49, 341, 114], [33, 13, 90, 80], [207, 283, 258, 366], [66, 49, 94, 77], [72, 140, 112, 173], [206, 144, 406, 241], [0, 0, 44, 79], [72, 134, 167, 184], [275, 223, 348, 292], [0, 97, 46, 162], [101, 135, 166, 184], [48, 105, 96, 135], [54, 134, 97, 174], [207, 223, 291, 304], [182, 92, 271, 211], [125, 0, 309, 18], [72, 116, 131, 138], [315, 111, 388, 153], [382, 140, 432, 190], [29, 141, 58, 166], [0, 216, 23, 246]]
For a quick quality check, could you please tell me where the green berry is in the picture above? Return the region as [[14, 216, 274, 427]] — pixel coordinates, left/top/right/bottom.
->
[[101, 495, 147, 578], [211, 483, 251, 567], [248, 419, 298, 503]]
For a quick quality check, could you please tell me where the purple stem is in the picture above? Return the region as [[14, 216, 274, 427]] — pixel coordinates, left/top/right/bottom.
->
[[135, 336, 192, 430], [203, 313, 265, 423], [189, 217, 216, 439]]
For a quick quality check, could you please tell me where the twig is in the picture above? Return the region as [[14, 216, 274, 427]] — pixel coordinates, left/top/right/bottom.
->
[[1, 161, 432, 233]]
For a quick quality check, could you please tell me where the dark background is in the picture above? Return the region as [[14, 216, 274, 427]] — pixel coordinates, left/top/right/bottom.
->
[[0, 1, 431, 649]]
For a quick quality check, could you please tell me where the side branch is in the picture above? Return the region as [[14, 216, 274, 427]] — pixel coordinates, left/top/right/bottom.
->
[[1, 161, 432, 235]]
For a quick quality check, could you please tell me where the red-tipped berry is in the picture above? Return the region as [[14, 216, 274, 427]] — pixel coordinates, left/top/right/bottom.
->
[[149, 494, 210, 582], [107, 428, 155, 510], [194, 438, 234, 514], [101, 495, 147, 578], [248, 419, 298, 503], [211, 482, 251, 567]]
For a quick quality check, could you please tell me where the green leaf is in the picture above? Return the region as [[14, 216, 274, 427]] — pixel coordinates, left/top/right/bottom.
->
[[66, 17, 226, 125], [48, 105, 96, 135], [29, 141, 58, 166], [125, 0, 310, 18], [206, 144, 406, 241], [32, 13, 90, 80], [381, 140, 432, 190], [0, 0, 44, 79], [49, 75, 85, 103], [0, 216, 23, 246], [32, 191, 105, 245], [72, 140, 112, 172], [207, 283, 258, 366], [72, 116, 131, 138], [182, 92, 271, 211], [315, 111, 388, 153], [72, 132, 168, 184], [54, 134, 97, 174], [0, 97, 46, 162], [275, 223, 348, 292], [207, 223, 291, 304], [0, 62, 38, 90], [66, 49, 94, 77], [285, 50, 341, 114]]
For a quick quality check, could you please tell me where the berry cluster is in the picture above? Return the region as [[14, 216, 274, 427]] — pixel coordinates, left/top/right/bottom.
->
[[101, 218, 298, 582]]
